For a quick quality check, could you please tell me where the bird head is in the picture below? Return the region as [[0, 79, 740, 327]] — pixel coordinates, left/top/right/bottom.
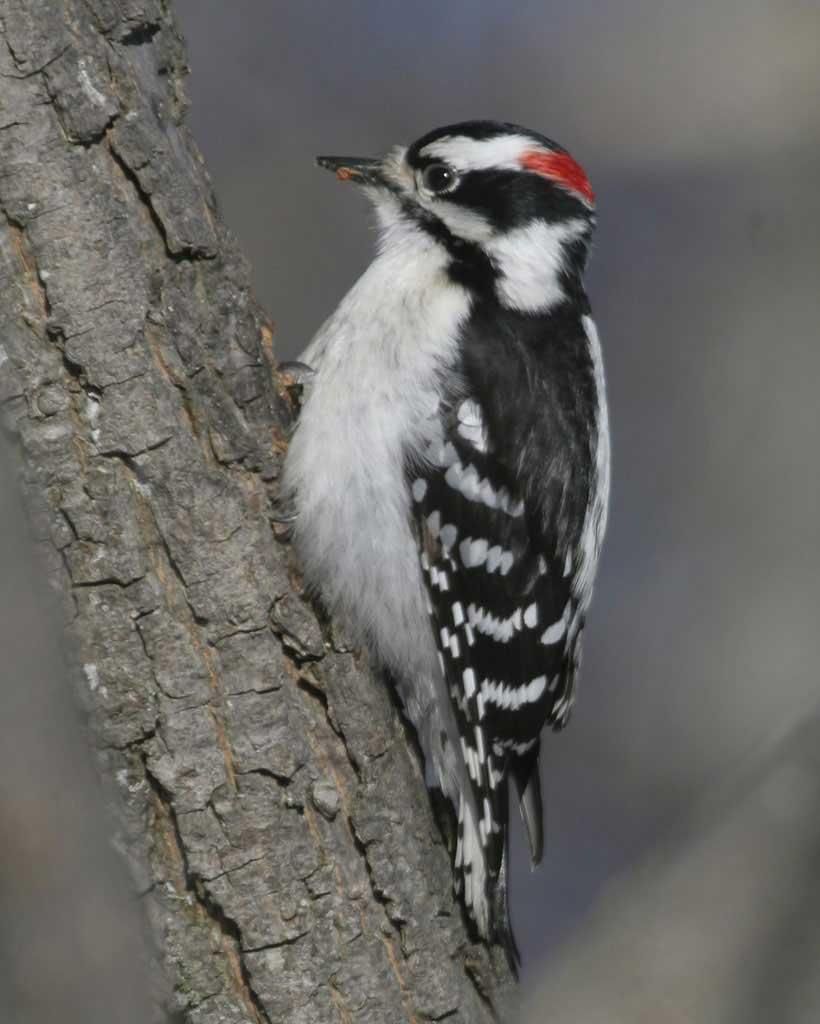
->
[[317, 120, 595, 311]]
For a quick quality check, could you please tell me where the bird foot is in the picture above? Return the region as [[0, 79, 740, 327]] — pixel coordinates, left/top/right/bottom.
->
[[278, 360, 316, 437], [278, 360, 316, 397]]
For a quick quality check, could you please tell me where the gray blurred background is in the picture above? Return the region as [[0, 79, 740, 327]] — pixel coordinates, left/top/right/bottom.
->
[[0, 437, 153, 1024], [176, 0, 820, 1011]]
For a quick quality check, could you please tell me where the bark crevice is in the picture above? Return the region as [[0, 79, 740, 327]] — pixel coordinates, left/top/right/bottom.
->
[[144, 757, 274, 1024]]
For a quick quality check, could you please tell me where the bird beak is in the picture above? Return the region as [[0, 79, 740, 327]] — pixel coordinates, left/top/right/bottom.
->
[[316, 155, 386, 187]]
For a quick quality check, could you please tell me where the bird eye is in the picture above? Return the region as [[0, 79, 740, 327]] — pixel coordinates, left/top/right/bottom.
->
[[420, 163, 458, 195]]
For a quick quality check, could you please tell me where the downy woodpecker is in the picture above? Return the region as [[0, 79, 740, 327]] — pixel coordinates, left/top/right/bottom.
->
[[281, 121, 609, 962]]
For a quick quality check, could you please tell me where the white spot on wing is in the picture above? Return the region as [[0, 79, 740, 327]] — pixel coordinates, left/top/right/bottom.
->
[[445, 457, 486, 503], [474, 725, 486, 765], [480, 479, 499, 509], [527, 675, 547, 702], [493, 737, 537, 757], [440, 523, 458, 550], [412, 478, 427, 502], [459, 463, 482, 500], [482, 797, 493, 839], [460, 537, 488, 568], [540, 617, 567, 645], [455, 400, 491, 453], [444, 461, 463, 489], [481, 674, 548, 710], [457, 398, 482, 427], [461, 738, 476, 781]]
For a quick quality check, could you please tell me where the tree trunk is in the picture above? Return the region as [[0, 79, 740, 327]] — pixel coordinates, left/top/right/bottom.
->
[[0, 2, 513, 1021]]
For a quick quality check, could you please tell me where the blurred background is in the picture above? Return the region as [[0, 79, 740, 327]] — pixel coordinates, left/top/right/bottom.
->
[[175, 1, 820, 1016], [0, 437, 153, 1024]]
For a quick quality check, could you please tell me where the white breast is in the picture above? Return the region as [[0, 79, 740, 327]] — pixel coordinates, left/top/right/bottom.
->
[[283, 221, 473, 694]]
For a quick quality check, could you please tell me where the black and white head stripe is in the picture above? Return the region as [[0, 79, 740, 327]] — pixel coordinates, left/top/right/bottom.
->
[[406, 120, 595, 209], [390, 122, 597, 313]]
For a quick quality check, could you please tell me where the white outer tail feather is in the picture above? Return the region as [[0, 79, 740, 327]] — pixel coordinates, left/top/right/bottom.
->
[[458, 793, 490, 936]]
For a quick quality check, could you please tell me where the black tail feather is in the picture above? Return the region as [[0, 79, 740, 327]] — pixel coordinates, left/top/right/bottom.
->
[[512, 744, 544, 865], [493, 826, 521, 974]]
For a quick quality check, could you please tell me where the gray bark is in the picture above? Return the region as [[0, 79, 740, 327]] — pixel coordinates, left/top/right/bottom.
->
[[0, 2, 514, 1021]]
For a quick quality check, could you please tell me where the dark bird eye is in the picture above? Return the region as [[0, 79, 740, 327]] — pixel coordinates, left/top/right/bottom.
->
[[421, 163, 458, 195]]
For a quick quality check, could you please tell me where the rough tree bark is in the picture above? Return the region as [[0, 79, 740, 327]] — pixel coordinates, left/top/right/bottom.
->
[[0, 2, 514, 1021]]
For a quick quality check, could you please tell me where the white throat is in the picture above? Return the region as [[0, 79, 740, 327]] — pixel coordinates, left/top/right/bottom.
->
[[375, 194, 589, 316]]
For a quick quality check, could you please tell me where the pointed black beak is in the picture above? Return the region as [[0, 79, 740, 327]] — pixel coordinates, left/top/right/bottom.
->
[[316, 155, 385, 186]]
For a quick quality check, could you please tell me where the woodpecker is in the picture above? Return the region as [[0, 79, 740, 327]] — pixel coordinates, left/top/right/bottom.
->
[[281, 121, 609, 962]]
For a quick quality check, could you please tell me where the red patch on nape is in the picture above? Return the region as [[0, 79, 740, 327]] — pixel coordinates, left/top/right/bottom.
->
[[520, 149, 595, 205]]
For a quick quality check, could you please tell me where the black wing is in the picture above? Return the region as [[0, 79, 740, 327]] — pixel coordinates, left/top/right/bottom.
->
[[408, 307, 599, 938]]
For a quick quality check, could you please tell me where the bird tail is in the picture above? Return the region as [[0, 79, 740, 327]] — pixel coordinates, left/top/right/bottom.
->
[[487, 747, 544, 971], [456, 775, 521, 973], [409, 680, 532, 970], [493, 834, 521, 972], [454, 792, 491, 938], [512, 744, 544, 866]]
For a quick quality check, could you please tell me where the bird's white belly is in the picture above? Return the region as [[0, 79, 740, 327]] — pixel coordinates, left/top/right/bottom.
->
[[291, 374, 432, 675], [282, 231, 472, 685]]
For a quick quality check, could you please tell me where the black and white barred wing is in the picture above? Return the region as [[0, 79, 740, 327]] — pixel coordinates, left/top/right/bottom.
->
[[409, 393, 581, 928]]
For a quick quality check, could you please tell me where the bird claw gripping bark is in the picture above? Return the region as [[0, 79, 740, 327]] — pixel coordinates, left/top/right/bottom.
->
[[274, 362, 317, 535], [278, 360, 317, 440], [278, 360, 316, 402]]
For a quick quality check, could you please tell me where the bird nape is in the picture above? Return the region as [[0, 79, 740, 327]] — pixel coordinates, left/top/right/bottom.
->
[[281, 120, 609, 970]]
